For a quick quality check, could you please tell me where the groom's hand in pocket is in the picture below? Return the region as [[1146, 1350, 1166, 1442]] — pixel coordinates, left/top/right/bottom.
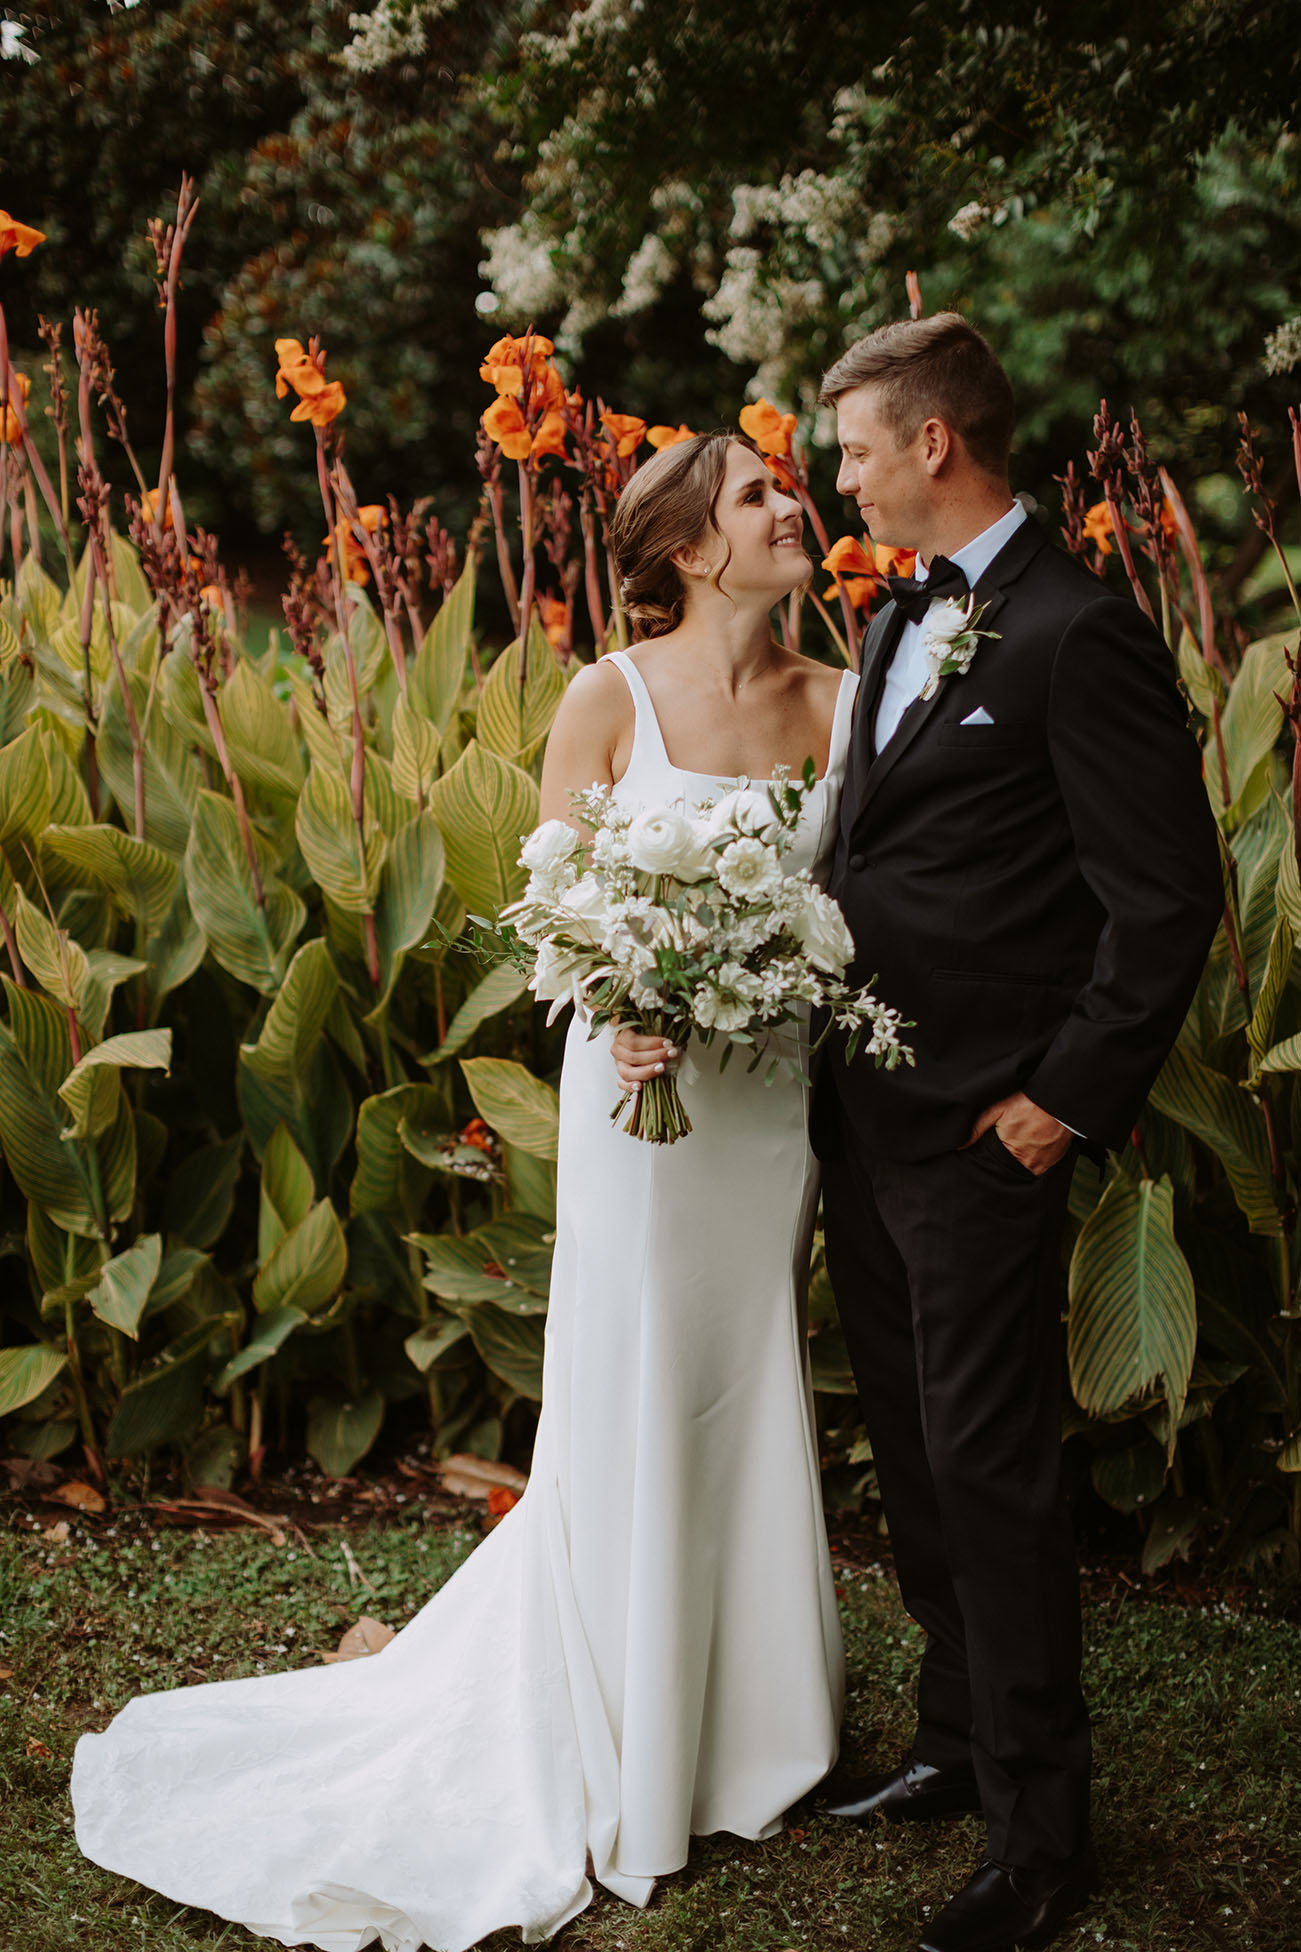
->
[[963, 1091, 1073, 1176], [612, 1025, 680, 1092]]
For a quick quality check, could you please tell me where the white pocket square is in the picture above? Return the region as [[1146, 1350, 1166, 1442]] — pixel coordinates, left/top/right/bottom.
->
[[960, 706, 995, 726]]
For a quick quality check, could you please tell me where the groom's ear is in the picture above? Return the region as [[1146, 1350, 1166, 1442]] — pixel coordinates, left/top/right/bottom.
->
[[918, 416, 954, 476]]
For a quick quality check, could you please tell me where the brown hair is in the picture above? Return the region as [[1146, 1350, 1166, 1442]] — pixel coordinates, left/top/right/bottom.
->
[[608, 432, 756, 640], [819, 313, 1016, 476]]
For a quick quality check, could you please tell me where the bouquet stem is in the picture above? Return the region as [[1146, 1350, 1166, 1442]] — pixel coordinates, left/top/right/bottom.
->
[[612, 1069, 692, 1144]]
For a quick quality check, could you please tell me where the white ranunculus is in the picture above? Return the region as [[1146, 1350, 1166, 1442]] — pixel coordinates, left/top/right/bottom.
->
[[790, 888, 855, 974], [520, 819, 582, 873], [706, 786, 781, 840], [556, 874, 608, 944], [626, 807, 705, 878], [922, 597, 971, 644], [530, 939, 574, 1001], [717, 836, 782, 901]]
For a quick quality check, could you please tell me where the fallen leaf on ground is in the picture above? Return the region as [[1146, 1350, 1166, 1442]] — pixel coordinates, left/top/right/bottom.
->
[[49, 1480, 107, 1514], [320, 1616, 395, 1663], [0, 1665, 13, 1682], [42, 1519, 70, 1543], [436, 1454, 528, 1501], [3, 1458, 61, 1492], [25, 1738, 52, 1759]]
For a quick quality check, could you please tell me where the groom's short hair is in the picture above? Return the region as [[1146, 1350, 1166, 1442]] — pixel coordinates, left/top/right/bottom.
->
[[819, 313, 1016, 476]]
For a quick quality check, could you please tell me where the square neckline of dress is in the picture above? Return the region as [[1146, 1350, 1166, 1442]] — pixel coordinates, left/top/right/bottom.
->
[[606, 649, 857, 788]]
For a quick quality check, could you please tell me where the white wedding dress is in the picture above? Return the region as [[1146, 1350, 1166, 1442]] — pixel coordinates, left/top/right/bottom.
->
[[72, 652, 856, 1952]]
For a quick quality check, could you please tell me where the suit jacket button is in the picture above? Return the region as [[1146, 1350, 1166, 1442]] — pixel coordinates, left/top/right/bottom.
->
[[848, 851, 867, 871]]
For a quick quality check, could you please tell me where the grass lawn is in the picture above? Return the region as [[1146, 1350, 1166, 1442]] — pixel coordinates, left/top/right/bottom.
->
[[2, 1472, 1298, 1952]]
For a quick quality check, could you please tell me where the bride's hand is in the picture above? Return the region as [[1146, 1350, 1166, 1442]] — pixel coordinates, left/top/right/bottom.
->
[[611, 1025, 679, 1091]]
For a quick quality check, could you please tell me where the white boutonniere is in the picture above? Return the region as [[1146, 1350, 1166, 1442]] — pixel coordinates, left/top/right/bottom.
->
[[919, 595, 999, 700]]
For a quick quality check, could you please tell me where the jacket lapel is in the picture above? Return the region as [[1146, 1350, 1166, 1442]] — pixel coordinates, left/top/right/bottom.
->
[[847, 516, 1047, 834]]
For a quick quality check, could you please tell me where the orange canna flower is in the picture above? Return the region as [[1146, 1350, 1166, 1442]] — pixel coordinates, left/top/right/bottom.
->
[[871, 542, 917, 576], [482, 394, 534, 461], [739, 398, 797, 458], [647, 423, 696, 450], [290, 380, 347, 426], [274, 336, 328, 401], [487, 1485, 520, 1517], [0, 370, 31, 445], [600, 411, 646, 458], [199, 583, 225, 610], [822, 535, 877, 580], [459, 1118, 495, 1153], [1155, 499, 1179, 540], [1083, 501, 1115, 555], [538, 593, 570, 649], [530, 408, 569, 461], [762, 452, 801, 495], [479, 332, 556, 397], [0, 212, 46, 260]]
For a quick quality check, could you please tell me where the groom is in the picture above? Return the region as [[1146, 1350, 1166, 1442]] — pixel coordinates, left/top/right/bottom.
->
[[811, 314, 1222, 1952]]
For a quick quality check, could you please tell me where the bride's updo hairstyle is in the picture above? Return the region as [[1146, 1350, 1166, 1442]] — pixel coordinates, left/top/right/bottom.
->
[[609, 431, 759, 640]]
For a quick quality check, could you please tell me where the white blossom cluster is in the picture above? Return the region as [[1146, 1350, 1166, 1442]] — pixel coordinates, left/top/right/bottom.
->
[[502, 778, 913, 1112], [1264, 316, 1301, 377], [338, 0, 457, 73]]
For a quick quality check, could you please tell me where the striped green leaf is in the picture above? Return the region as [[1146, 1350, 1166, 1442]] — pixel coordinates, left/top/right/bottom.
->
[[143, 891, 207, 1004], [351, 1083, 442, 1216], [100, 667, 200, 856], [0, 1343, 68, 1416], [461, 1303, 545, 1400], [425, 962, 529, 1065], [240, 938, 337, 1081], [87, 1232, 163, 1340], [0, 724, 52, 855], [14, 886, 89, 1006], [295, 763, 387, 913], [476, 621, 565, 767], [158, 643, 218, 760], [59, 1029, 172, 1140], [106, 1319, 233, 1458], [1069, 1172, 1197, 1451], [403, 1314, 471, 1373], [251, 1195, 347, 1315], [0, 988, 98, 1236], [306, 1386, 385, 1478], [258, 1121, 315, 1262], [1207, 632, 1293, 830], [16, 555, 60, 640], [460, 1055, 559, 1161], [1246, 916, 1296, 1067], [410, 561, 475, 731], [218, 659, 305, 803], [162, 1132, 243, 1249], [43, 824, 181, 929], [390, 693, 441, 805], [185, 789, 305, 995], [427, 739, 537, 919], [0, 658, 34, 744], [412, 1230, 532, 1305], [41, 730, 92, 828], [216, 1305, 307, 1390], [1147, 1042, 1279, 1235], [366, 811, 444, 1019]]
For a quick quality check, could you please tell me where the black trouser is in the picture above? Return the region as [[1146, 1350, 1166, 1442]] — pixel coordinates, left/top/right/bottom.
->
[[820, 1101, 1091, 1872]]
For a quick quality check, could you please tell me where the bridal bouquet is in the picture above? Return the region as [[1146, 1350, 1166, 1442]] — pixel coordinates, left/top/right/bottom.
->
[[502, 768, 914, 1144]]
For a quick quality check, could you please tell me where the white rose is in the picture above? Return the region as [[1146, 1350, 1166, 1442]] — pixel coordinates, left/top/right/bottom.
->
[[625, 807, 704, 878], [717, 836, 782, 900], [556, 874, 608, 944], [520, 819, 581, 873], [530, 939, 576, 1002], [923, 597, 971, 644], [706, 786, 781, 840], [789, 888, 855, 974]]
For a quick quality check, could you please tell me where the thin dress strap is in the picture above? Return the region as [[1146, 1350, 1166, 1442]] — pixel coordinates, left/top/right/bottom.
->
[[604, 650, 674, 771]]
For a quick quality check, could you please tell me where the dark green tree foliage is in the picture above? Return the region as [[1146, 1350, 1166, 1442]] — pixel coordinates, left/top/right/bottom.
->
[[1, 0, 517, 535], [485, 2, 1301, 517]]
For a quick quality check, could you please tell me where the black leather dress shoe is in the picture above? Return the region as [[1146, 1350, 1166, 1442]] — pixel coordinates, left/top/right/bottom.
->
[[822, 1752, 982, 1824], [918, 1848, 1099, 1952]]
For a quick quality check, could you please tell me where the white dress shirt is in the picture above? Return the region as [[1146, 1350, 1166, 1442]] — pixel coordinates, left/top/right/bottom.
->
[[873, 499, 1027, 752]]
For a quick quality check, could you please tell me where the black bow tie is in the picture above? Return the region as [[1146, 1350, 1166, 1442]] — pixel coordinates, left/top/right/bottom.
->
[[885, 555, 970, 624]]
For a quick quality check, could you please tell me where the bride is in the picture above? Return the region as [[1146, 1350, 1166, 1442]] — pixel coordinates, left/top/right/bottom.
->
[[72, 432, 858, 1951]]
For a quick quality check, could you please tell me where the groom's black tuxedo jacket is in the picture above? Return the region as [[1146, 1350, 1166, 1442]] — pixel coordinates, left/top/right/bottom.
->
[[814, 516, 1224, 1160]]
